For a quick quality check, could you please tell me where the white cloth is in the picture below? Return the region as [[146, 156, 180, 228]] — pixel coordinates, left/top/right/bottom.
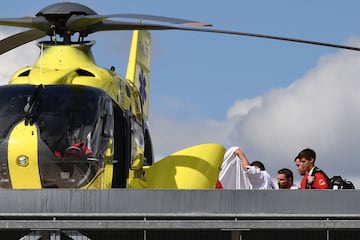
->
[[245, 166, 275, 189], [290, 184, 299, 189], [218, 147, 251, 189]]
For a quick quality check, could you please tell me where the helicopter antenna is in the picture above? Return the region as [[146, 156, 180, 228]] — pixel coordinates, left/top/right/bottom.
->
[[48, 22, 57, 44], [40, 42, 44, 81]]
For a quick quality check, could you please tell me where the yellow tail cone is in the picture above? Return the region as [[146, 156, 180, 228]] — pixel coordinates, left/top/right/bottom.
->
[[133, 143, 225, 189]]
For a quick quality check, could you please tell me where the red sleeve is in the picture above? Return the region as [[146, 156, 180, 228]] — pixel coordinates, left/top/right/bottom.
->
[[312, 172, 329, 189]]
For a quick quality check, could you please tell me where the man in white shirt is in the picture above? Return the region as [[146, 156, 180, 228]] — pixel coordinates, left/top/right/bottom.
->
[[235, 148, 275, 189]]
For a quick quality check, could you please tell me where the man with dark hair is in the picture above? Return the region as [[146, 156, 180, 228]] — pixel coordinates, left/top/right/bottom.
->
[[250, 161, 265, 171], [294, 156, 306, 177], [298, 148, 329, 189], [277, 168, 298, 189], [234, 148, 275, 189]]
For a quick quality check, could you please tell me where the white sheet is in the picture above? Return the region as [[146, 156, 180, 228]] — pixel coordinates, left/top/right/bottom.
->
[[218, 147, 251, 189]]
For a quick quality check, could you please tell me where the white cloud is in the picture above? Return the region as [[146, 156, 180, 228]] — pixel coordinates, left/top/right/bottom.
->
[[0, 28, 39, 85], [149, 115, 236, 160], [227, 96, 262, 119]]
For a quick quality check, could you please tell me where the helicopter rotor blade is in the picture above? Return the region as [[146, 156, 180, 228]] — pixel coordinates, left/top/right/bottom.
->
[[175, 27, 360, 52], [0, 29, 46, 55], [105, 13, 211, 26], [0, 16, 50, 31], [0, 17, 37, 28], [65, 15, 108, 31], [87, 20, 193, 32], [66, 14, 211, 32], [86, 21, 360, 52]]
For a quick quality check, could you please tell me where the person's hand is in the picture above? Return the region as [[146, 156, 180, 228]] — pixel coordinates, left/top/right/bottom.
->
[[234, 147, 250, 170], [234, 148, 247, 163], [234, 148, 243, 157], [307, 176, 315, 185]]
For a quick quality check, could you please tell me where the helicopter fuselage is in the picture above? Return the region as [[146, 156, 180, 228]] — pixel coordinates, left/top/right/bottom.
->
[[1, 41, 143, 188]]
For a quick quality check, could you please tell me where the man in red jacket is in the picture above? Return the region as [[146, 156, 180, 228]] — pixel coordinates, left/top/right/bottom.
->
[[298, 148, 329, 189]]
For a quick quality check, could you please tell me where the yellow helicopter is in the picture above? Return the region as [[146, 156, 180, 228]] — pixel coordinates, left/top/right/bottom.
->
[[0, 2, 359, 189]]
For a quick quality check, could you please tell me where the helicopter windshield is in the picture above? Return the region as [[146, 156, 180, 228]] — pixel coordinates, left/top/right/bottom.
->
[[0, 85, 114, 188]]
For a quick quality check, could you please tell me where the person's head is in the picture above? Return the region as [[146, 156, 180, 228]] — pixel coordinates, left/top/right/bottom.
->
[[297, 148, 316, 172], [250, 161, 265, 171], [294, 156, 306, 176], [277, 168, 294, 189]]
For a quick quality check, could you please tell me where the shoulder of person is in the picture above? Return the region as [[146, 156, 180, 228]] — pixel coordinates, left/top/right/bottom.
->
[[313, 168, 324, 174], [312, 167, 328, 176]]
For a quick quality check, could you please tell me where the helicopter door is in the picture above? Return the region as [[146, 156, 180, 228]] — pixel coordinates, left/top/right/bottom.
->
[[130, 116, 145, 170], [111, 106, 131, 188], [143, 128, 153, 166]]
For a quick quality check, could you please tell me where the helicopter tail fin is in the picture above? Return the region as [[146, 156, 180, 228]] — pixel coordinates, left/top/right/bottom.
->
[[126, 30, 151, 121]]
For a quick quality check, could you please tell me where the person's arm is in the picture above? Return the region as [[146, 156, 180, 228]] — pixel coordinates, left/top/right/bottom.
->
[[313, 172, 329, 189], [234, 148, 250, 171]]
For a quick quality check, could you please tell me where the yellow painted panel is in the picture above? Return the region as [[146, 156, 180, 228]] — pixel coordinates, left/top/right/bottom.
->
[[8, 121, 41, 189]]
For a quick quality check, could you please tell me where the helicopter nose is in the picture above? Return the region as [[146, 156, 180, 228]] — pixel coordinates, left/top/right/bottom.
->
[[8, 120, 42, 189]]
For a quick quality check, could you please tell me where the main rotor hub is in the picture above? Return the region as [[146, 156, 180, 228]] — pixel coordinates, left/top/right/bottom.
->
[[35, 2, 98, 42], [36, 2, 97, 16]]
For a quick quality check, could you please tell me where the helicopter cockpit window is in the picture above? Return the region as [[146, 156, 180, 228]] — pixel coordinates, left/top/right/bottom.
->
[[0, 86, 31, 139], [0, 85, 114, 188]]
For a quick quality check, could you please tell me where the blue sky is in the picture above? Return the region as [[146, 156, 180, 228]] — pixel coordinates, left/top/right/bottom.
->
[[2, 1, 360, 187]]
